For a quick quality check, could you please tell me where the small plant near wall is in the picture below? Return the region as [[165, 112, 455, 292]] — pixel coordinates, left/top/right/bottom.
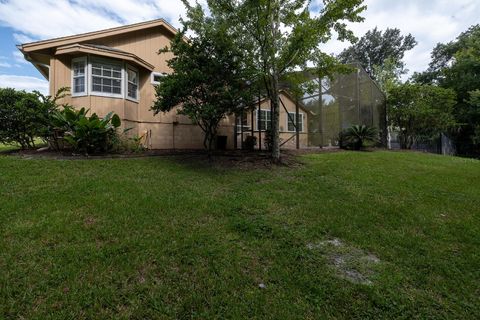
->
[[112, 133, 146, 154], [340, 125, 379, 150], [48, 107, 122, 154]]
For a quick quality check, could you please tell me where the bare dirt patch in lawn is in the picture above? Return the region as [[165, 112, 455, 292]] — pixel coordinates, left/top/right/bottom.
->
[[307, 238, 381, 285]]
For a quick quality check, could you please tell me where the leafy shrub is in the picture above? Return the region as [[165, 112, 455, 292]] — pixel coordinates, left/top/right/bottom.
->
[[340, 125, 379, 150], [49, 107, 121, 154], [0, 88, 58, 149], [243, 135, 257, 151], [112, 133, 146, 153]]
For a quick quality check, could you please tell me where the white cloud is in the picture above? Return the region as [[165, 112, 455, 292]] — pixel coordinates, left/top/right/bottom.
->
[[0, 75, 49, 94], [0, 62, 12, 68], [12, 51, 28, 65], [13, 33, 36, 44], [0, 0, 478, 78], [322, 0, 480, 77], [0, 0, 206, 41]]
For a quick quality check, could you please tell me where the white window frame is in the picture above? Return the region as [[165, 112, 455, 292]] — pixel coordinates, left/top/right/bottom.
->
[[126, 64, 139, 102], [89, 57, 124, 99], [151, 72, 165, 85], [71, 57, 87, 97], [236, 113, 250, 130], [256, 108, 272, 131], [71, 55, 143, 103], [286, 112, 304, 132]]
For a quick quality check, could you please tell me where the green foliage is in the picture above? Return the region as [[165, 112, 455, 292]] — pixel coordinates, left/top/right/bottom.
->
[[467, 90, 480, 146], [372, 57, 402, 96], [0, 88, 60, 149], [112, 133, 146, 153], [413, 25, 480, 156], [339, 27, 417, 80], [199, 0, 366, 160], [340, 125, 378, 150], [50, 107, 121, 154], [152, 4, 255, 153], [388, 83, 457, 149]]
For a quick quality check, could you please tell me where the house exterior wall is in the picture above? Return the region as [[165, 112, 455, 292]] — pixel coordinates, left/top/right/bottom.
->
[[46, 26, 302, 150], [235, 93, 309, 149]]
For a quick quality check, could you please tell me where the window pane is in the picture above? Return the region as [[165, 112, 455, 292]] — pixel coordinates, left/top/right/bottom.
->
[[73, 77, 85, 93], [102, 68, 112, 77], [288, 113, 295, 131], [92, 67, 101, 75], [73, 62, 85, 76], [102, 85, 112, 93], [128, 83, 137, 99], [265, 110, 271, 121], [128, 69, 137, 83], [91, 61, 122, 95], [287, 113, 303, 131], [72, 59, 87, 94]]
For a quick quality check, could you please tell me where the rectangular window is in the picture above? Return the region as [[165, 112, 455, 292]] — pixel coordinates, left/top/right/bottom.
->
[[91, 59, 122, 97], [72, 57, 87, 96], [236, 113, 248, 129], [127, 66, 139, 101], [151, 72, 165, 85], [287, 112, 304, 132], [257, 109, 271, 131]]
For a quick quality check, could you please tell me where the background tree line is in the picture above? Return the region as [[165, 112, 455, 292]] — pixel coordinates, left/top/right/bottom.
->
[[339, 24, 480, 156]]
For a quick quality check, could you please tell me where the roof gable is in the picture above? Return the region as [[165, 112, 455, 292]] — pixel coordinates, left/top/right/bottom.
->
[[18, 19, 178, 53]]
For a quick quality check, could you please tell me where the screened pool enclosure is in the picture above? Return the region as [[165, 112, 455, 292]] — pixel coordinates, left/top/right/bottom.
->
[[234, 63, 387, 149]]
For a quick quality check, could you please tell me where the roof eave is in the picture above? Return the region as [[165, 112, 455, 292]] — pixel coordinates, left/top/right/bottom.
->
[[17, 47, 49, 80], [55, 44, 155, 71], [20, 19, 178, 53]]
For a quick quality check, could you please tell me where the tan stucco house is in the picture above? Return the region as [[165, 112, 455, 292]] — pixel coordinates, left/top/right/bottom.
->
[[17, 19, 308, 150]]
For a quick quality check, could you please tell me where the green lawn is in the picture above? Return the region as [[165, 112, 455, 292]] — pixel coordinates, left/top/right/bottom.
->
[[1, 151, 479, 319]]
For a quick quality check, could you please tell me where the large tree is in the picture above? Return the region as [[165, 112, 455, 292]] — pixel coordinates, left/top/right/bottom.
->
[[339, 27, 417, 80], [413, 25, 480, 156], [151, 5, 256, 154], [388, 83, 456, 149], [199, 0, 366, 162]]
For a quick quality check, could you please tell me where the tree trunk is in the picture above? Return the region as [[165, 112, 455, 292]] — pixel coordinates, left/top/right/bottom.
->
[[270, 75, 281, 162], [269, 1, 281, 163]]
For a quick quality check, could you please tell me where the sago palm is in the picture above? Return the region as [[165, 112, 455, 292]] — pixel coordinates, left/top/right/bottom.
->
[[341, 125, 379, 150]]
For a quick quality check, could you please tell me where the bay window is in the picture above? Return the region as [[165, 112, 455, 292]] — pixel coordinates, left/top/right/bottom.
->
[[71, 56, 140, 102], [91, 59, 122, 97]]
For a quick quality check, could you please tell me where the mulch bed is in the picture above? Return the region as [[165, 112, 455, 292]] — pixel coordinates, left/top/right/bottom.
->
[[1, 147, 343, 169]]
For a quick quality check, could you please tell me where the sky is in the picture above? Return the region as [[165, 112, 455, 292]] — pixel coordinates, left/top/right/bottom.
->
[[0, 0, 479, 94]]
